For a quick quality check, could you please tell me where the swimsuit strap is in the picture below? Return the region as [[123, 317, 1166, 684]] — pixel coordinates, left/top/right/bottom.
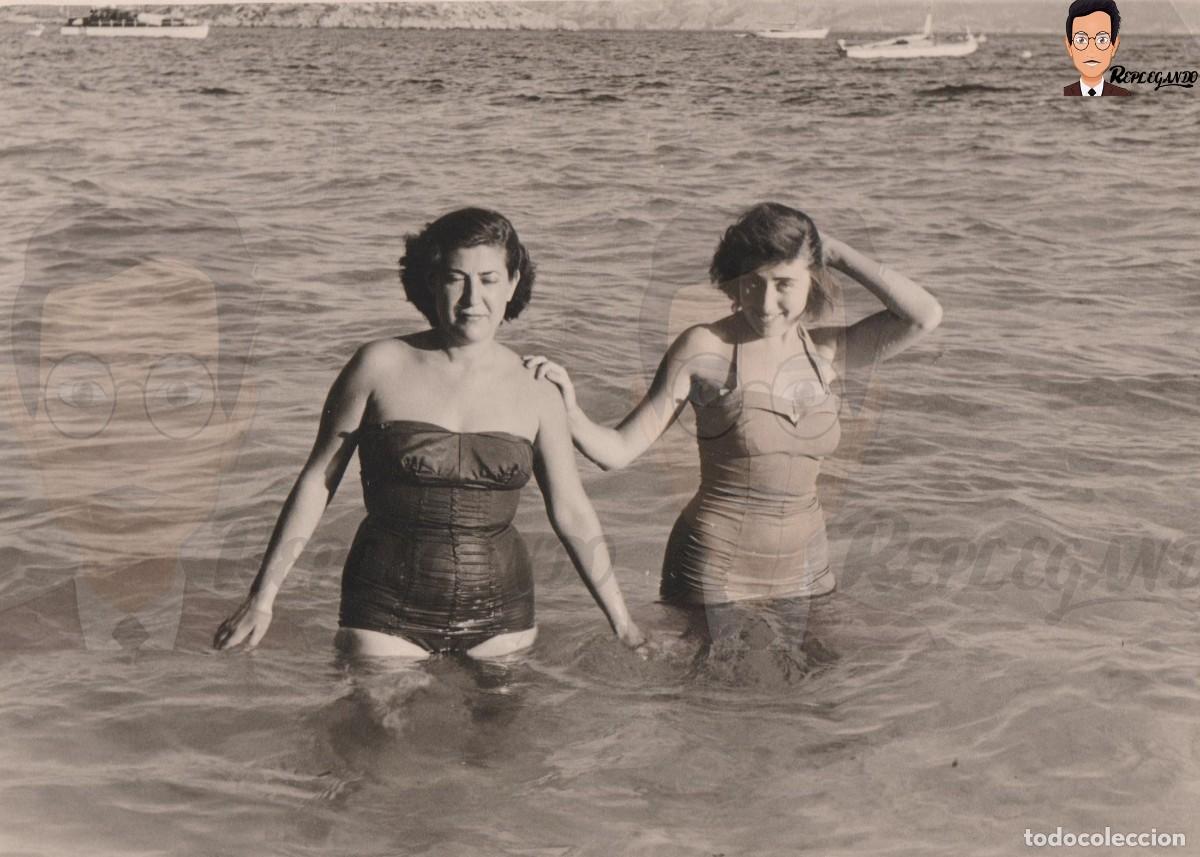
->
[[731, 322, 828, 393], [797, 325, 830, 394]]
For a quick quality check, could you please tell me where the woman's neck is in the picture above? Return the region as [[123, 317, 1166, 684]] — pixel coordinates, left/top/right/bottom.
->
[[735, 312, 804, 347], [432, 329, 499, 366]]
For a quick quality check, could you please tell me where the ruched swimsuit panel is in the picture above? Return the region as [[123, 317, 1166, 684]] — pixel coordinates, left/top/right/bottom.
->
[[339, 420, 535, 652], [661, 327, 841, 605]]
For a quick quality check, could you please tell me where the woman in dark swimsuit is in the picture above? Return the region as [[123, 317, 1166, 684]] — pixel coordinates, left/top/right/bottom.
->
[[215, 208, 644, 658], [525, 202, 942, 613]]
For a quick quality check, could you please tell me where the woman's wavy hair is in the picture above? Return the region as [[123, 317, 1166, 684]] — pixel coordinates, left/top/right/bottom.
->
[[399, 207, 535, 326], [709, 202, 834, 321]]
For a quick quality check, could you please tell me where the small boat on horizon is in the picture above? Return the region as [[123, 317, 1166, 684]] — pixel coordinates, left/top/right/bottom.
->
[[837, 14, 978, 59], [61, 7, 209, 39], [754, 26, 830, 40], [753, 1, 829, 40]]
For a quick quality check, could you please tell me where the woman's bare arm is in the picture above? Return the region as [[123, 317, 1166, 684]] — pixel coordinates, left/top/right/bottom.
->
[[214, 342, 383, 650], [531, 378, 643, 647], [820, 236, 943, 372], [525, 325, 713, 470]]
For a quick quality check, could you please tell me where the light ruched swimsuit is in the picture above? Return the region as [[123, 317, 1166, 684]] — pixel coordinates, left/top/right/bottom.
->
[[660, 326, 841, 605], [339, 420, 535, 653]]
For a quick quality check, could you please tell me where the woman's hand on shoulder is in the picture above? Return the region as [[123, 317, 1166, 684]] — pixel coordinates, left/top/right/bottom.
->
[[213, 592, 273, 651], [523, 354, 577, 413]]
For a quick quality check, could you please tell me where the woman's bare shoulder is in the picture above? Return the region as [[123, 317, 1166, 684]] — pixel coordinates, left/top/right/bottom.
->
[[334, 338, 418, 397], [487, 346, 553, 439], [807, 325, 842, 361], [671, 318, 735, 359], [353, 334, 427, 367], [495, 345, 550, 399], [805, 326, 844, 385]]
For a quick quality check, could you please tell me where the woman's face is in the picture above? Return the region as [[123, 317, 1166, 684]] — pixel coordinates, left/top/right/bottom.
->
[[737, 254, 813, 338], [433, 244, 518, 344]]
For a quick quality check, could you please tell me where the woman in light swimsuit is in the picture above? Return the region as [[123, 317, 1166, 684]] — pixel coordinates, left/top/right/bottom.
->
[[215, 208, 644, 658], [526, 202, 942, 617]]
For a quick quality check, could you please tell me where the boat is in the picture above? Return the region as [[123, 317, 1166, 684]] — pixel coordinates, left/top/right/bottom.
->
[[755, 26, 830, 40], [26, 24, 46, 36], [61, 7, 209, 39], [754, 2, 829, 40], [836, 14, 977, 59]]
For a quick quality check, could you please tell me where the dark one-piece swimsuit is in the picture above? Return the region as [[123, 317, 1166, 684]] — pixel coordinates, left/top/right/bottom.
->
[[339, 420, 536, 653], [660, 324, 842, 605]]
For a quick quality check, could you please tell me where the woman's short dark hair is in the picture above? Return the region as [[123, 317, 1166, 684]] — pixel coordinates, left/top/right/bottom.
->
[[709, 202, 833, 320], [399, 207, 535, 326]]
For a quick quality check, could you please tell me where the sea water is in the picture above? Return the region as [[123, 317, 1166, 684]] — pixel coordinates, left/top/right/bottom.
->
[[1, 26, 1199, 856]]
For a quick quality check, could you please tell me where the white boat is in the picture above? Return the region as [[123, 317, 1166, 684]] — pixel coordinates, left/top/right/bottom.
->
[[837, 14, 977, 59], [61, 8, 209, 39], [754, 3, 829, 40], [755, 26, 830, 40]]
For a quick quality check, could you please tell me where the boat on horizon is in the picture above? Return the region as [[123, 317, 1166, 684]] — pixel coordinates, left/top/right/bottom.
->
[[753, 2, 829, 40], [754, 26, 830, 40], [61, 7, 209, 39], [837, 14, 977, 59]]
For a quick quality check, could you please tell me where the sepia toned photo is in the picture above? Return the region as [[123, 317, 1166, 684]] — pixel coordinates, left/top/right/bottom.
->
[[1, 0, 1198, 853]]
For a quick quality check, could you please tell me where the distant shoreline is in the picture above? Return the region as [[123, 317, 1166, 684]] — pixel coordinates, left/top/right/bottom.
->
[[4, 0, 1198, 36], [7, 23, 1198, 36]]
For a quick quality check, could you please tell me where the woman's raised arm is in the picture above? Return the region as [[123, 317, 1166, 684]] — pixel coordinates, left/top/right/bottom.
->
[[525, 325, 712, 471], [819, 236, 943, 372], [213, 342, 381, 650], [530, 378, 643, 648]]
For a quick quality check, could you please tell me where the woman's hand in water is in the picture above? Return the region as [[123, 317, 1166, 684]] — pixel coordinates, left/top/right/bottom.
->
[[617, 620, 647, 651], [213, 594, 274, 651], [523, 355, 578, 414]]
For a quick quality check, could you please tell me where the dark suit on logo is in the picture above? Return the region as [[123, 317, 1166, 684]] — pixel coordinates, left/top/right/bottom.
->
[[1064, 81, 1132, 95]]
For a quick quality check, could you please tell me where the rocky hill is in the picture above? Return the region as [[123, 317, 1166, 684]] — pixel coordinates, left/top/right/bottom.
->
[[6, 0, 1199, 33], [168, 2, 579, 29]]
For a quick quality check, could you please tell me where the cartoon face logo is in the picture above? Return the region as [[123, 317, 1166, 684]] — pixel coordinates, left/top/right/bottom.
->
[[1063, 0, 1131, 95], [24, 259, 252, 549], [3, 198, 259, 649]]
